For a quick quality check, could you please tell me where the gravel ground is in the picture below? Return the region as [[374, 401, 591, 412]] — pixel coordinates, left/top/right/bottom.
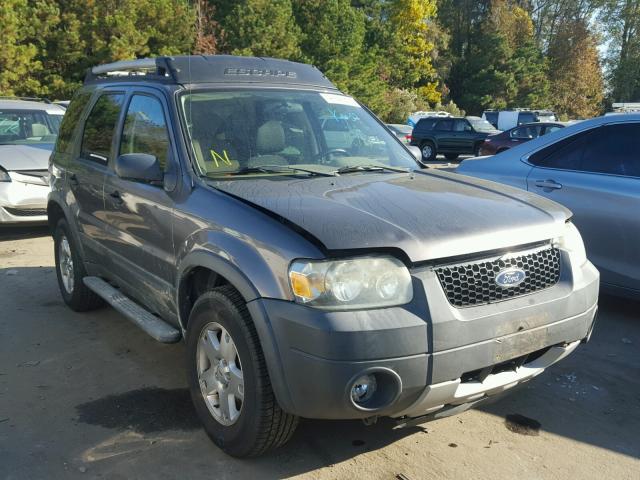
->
[[1, 226, 638, 480]]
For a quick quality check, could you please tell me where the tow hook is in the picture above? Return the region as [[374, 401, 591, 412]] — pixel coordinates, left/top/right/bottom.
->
[[362, 416, 378, 426]]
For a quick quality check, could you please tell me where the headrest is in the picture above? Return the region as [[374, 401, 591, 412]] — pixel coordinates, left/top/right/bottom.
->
[[256, 120, 285, 154], [31, 123, 50, 137]]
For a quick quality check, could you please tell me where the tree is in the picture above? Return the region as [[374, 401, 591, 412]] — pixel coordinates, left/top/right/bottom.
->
[[0, 0, 42, 96], [600, 0, 640, 102], [547, 19, 604, 118], [213, 0, 302, 59]]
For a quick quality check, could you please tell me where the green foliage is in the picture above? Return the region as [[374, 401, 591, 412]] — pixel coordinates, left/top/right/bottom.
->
[[214, 0, 302, 59], [0, 0, 612, 121]]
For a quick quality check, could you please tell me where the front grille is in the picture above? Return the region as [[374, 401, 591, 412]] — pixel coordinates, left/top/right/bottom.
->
[[4, 207, 47, 217], [434, 246, 561, 307]]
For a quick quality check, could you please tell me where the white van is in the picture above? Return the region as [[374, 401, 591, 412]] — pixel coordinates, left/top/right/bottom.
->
[[482, 109, 556, 130]]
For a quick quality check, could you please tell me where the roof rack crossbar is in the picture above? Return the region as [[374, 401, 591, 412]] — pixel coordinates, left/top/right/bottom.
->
[[85, 58, 177, 83]]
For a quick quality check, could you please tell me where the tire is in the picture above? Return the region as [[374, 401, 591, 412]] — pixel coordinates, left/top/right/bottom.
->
[[444, 153, 459, 161], [186, 285, 298, 457], [420, 141, 436, 162], [53, 218, 103, 312]]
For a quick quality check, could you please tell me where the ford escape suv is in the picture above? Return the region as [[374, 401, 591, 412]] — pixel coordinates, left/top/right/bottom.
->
[[48, 56, 599, 457]]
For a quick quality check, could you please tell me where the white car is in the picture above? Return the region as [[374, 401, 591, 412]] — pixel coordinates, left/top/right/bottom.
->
[[0, 99, 65, 224]]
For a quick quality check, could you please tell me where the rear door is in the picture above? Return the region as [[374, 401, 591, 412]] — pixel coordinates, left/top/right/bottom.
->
[[101, 89, 179, 317], [67, 90, 125, 262], [526, 123, 640, 292], [433, 119, 455, 150]]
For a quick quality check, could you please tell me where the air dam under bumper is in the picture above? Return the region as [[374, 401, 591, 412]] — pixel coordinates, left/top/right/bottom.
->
[[247, 257, 599, 420]]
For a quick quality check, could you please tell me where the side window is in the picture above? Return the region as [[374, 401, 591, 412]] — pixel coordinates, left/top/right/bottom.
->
[[435, 119, 453, 131], [55, 91, 92, 155], [81, 93, 124, 162], [518, 112, 534, 124], [119, 95, 171, 171], [416, 118, 436, 131], [581, 123, 640, 177], [529, 131, 589, 170], [543, 125, 562, 136], [453, 119, 469, 132]]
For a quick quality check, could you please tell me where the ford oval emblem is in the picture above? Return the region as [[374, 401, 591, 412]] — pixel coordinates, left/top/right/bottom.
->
[[495, 268, 526, 288]]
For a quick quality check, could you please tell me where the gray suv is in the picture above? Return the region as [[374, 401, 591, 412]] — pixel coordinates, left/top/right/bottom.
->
[[48, 56, 599, 457]]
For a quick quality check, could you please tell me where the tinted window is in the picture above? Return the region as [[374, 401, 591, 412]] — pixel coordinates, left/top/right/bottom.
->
[[81, 93, 124, 162], [529, 131, 589, 170], [483, 112, 498, 126], [453, 119, 469, 132], [518, 112, 535, 124], [416, 118, 437, 131], [511, 125, 541, 139], [581, 123, 640, 177], [120, 95, 170, 171], [435, 119, 453, 131], [543, 125, 562, 135], [56, 91, 91, 154]]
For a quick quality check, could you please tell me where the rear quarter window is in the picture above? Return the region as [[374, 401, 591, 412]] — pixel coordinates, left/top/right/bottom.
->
[[55, 91, 92, 155]]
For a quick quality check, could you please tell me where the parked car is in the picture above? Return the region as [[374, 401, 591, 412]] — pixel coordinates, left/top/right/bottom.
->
[[458, 114, 639, 299], [386, 123, 412, 144], [479, 122, 566, 156], [482, 109, 557, 131], [0, 98, 65, 224], [407, 110, 451, 127], [410, 115, 499, 161], [49, 55, 598, 457]]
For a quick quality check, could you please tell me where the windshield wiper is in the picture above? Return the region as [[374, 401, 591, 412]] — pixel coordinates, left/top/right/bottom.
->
[[334, 164, 411, 175], [226, 165, 336, 177]]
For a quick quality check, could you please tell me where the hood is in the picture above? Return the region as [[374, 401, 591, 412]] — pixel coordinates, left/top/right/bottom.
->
[[0, 144, 53, 171], [211, 170, 571, 263]]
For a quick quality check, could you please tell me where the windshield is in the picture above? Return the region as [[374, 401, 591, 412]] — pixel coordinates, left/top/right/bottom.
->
[[0, 109, 63, 145], [179, 90, 417, 177], [468, 118, 497, 133]]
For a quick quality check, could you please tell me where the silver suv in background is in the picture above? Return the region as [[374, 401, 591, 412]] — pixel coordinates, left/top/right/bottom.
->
[[0, 98, 65, 223]]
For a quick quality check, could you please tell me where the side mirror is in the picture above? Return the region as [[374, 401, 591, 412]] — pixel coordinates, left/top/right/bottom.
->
[[115, 153, 163, 185], [407, 145, 422, 162]]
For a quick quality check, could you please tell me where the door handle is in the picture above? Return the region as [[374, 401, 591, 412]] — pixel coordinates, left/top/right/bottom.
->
[[109, 190, 124, 204], [534, 179, 562, 190], [69, 173, 79, 186]]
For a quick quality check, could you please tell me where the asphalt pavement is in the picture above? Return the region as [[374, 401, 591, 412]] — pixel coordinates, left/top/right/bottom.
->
[[1, 226, 638, 479]]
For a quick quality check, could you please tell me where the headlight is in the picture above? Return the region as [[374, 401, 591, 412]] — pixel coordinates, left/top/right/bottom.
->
[[288, 256, 413, 309], [0, 168, 10, 182], [557, 222, 587, 266]]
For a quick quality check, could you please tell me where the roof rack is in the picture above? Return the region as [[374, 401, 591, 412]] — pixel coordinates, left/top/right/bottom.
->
[[85, 58, 177, 84], [0, 96, 52, 104], [83, 55, 337, 89]]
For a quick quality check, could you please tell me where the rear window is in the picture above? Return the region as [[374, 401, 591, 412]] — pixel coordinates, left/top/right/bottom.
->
[[415, 118, 437, 131], [81, 93, 125, 163]]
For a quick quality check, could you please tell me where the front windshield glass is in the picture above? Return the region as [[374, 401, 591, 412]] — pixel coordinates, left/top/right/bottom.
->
[[0, 109, 63, 145], [468, 118, 497, 133], [179, 90, 417, 177]]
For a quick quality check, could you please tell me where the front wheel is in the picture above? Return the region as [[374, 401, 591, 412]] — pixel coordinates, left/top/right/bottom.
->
[[187, 286, 298, 457]]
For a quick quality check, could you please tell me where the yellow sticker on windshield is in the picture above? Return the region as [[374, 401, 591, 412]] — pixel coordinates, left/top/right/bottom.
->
[[209, 149, 233, 168]]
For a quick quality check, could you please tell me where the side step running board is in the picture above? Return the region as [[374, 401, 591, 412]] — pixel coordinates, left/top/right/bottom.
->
[[83, 276, 181, 343]]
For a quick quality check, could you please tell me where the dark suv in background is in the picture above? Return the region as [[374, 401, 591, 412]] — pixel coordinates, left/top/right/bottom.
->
[[410, 116, 499, 161]]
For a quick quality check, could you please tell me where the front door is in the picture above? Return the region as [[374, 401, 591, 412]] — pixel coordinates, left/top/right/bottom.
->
[[526, 123, 640, 293], [68, 91, 125, 263], [101, 91, 179, 318]]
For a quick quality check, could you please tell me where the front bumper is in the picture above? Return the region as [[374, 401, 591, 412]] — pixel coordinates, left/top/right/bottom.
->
[[0, 178, 48, 224], [249, 253, 599, 420]]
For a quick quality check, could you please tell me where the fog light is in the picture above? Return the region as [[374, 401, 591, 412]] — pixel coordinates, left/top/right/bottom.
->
[[351, 374, 377, 404]]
